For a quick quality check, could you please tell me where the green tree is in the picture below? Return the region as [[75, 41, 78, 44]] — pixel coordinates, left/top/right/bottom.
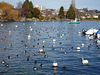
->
[[58, 6, 65, 19], [21, 0, 31, 18], [33, 8, 41, 18], [66, 4, 76, 19], [29, 1, 34, 18], [21, 0, 34, 18]]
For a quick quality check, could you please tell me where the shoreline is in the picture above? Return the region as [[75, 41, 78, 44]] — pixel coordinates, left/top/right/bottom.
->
[[0, 19, 100, 22]]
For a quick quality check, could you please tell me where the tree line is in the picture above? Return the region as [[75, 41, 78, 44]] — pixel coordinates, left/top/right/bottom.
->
[[0, 0, 76, 21]]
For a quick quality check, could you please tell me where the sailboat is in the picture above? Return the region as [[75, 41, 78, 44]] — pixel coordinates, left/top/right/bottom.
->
[[68, 0, 80, 24], [68, 18, 80, 24]]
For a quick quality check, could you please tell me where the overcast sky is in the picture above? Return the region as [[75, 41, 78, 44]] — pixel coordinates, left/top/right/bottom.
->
[[1, 0, 100, 10]]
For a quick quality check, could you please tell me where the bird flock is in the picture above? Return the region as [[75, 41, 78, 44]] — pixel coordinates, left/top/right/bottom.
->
[[1, 22, 99, 75]]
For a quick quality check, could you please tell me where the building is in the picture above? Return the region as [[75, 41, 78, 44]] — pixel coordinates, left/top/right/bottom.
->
[[93, 15, 98, 18], [34, 5, 46, 11]]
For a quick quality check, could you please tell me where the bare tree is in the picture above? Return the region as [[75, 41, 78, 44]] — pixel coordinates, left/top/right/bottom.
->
[[16, 1, 23, 9]]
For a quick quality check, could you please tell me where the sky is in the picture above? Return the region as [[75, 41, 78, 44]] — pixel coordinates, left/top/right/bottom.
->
[[0, 0, 100, 10]]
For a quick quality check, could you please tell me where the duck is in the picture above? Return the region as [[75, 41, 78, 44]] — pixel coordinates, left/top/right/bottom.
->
[[5, 64, 9, 67], [1, 60, 5, 64], [8, 56, 11, 59], [23, 23, 25, 25], [81, 43, 84, 46], [39, 49, 44, 53], [33, 67, 37, 70], [42, 41, 45, 43], [33, 53, 35, 56], [24, 50, 26, 53], [70, 47, 73, 50], [15, 25, 18, 28], [40, 64, 43, 67], [63, 66, 66, 69], [28, 35, 31, 40], [44, 55, 48, 57], [16, 54, 18, 57], [78, 32, 81, 34], [27, 56, 30, 61], [1, 24, 3, 26], [64, 51, 67, 54], [82, 58, 89, 65], [53, 39, 56, 43], [34, 60, 37, 64]]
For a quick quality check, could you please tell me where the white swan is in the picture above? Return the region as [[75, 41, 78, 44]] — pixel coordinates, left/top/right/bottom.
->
[[82, 58, 89, 65]]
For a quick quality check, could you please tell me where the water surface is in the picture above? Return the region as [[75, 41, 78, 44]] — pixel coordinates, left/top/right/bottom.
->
[[0, 21, 100, 75]]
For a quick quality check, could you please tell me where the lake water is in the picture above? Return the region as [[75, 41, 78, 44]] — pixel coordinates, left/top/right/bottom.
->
[[0, 21, 100, 75]]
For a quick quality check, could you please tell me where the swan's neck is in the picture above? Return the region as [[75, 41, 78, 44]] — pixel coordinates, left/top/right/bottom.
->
[[82, 58, 84, 61]]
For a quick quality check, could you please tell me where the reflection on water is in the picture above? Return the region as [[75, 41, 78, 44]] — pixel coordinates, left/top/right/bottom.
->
[[0, 21, 100, 75]]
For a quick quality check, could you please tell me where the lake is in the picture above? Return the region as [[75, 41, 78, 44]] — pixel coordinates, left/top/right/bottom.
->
[[0, 21, 100, 75]]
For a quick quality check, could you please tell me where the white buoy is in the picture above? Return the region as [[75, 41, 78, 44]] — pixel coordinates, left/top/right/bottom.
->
[[53, 62, 58, 67], [77, 47, 80, 49], [82, 58, 89, 65], [81, 43, 84, 46], [77, 44, 80, 50], [39, 49, 44, 53]]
